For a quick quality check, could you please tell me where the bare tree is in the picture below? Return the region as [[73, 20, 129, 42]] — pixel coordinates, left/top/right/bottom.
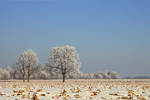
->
[[46, 45, 81, 82], [13, 53, 27, 82], [13, 49, 40, 82], [24, 49, 40, 82]]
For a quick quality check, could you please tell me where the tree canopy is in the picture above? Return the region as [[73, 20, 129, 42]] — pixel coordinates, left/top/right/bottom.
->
[[46, 45, 81, 82]]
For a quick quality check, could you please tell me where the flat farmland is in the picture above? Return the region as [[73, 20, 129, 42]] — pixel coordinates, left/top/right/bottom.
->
[[0, 79, 150, 100]]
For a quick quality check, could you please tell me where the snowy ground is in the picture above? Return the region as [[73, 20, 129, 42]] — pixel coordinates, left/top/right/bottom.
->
[[0, 79, 150, 100]]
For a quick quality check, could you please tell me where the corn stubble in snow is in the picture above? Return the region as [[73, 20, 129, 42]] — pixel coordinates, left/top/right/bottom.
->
[[0, 79, 149, 100]]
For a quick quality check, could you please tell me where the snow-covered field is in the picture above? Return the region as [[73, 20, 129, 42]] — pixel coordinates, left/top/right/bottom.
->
[[0, 79, 150, 100]]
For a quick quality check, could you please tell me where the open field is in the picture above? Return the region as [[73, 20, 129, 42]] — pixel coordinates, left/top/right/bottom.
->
[[0, 79, 150, 100]]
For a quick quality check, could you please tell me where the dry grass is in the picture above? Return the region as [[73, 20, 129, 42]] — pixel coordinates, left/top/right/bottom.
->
[[0, 79, 150, 100]]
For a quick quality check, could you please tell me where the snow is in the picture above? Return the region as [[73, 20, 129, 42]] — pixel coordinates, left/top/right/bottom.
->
[[0, 79, 150, 100]]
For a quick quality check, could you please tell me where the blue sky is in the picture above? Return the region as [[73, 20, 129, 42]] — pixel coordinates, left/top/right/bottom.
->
[[0, 0, 150, 78]]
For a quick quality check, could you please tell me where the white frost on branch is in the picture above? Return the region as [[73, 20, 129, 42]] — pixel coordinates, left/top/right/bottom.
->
[[24, 49, 39, 77], [13, 53, 27, 81], [46, 45, 81, 82], [13, 49, 40, 82], [2, 69, 10, 80], [81, 70, 119, 79]]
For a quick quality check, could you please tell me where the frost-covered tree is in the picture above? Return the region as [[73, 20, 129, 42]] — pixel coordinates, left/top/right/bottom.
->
[[68, 70, 83, 79], [24, 49, 40, 82], [97, 70, 119, 79], [30, 65, 48, 80], [94, 72, 103, 79], [80, 70, 119, 79], [89, 73, 94, 79], [38, 70, 50, 79], [46, 45, 81, 82], [14, 71, 22, 79], [102, 70, 119, 79], [13, 53, 27, 82], [2, 69, 10, 80], [6, 66, 13, 79], [83, 73, 89, 79], [108, 71, 119, 79], [6, 66, 11, 72], [13, 49, 40, 82]]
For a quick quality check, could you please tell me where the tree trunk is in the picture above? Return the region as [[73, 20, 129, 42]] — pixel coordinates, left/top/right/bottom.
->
[[28, 75, 30, 82], [63, 73, 65, 82], [23, 75, 25, 82], [28, 66, 30, 82]]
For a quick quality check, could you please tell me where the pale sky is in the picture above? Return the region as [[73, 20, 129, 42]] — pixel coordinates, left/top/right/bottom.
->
[[0, 0, 150, 78]]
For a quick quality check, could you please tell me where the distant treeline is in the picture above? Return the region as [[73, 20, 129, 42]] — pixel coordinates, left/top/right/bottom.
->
[[0, 66, 119, 80], [123, 76, 150, 79]]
